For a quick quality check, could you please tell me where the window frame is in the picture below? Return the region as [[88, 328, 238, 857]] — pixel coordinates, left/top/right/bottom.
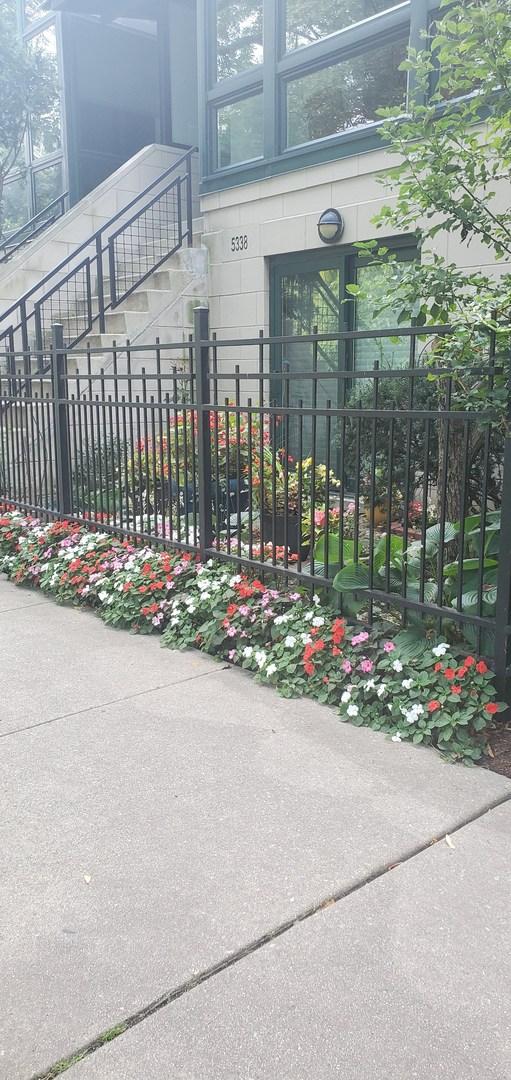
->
[[199, 0, 439, 186]]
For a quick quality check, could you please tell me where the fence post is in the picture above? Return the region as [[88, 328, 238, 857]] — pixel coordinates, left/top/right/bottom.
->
[[51, 323, 73, 517], [194, 306, 213, 560], [495, 432, 511, 701]]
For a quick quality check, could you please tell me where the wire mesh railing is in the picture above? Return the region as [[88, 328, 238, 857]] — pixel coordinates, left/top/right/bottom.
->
[[1, 310, 510, 694]]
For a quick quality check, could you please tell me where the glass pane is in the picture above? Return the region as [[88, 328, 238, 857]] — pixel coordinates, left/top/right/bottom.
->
[[24, 0, 50, 23], [286, 37, 407, 148], [33, 161, 62, 212], [216, 0, 263, 81], [29, 25, 61, 160], [279, 268, 343, 460], [217, 93, 263, 168], [353, 259, 413, 370], [1, 176, 30, 236], [286, 0, 394, 51]]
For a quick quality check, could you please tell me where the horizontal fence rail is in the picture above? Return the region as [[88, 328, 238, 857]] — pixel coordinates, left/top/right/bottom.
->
[[1, 310, 510, 696]]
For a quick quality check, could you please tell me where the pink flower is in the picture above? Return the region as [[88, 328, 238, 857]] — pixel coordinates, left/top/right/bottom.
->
[[238, 605, 251, 616], [227, 626, 237, 637], [383, 641, 395, 653], [360, 659, 373, 674], [289, 592, 301, 601], [351, 631, 369, 646], [342, 660, 353, 674], [228, 649, 236, 661]]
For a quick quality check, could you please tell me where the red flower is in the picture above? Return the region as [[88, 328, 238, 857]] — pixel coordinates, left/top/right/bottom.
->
[[476, 661, 488, 674], [451, 685, 462, 695], [138, 585, 148, 594], [465, 656, 475, 667], [303, 661, 315, 677], [427, 700, 441, 713], [331, 618, 346, 646], [434, 662, 443, 672], [227, 603, 238, 617], [315, 639, 325, 651], [485, 702, 498, 715], [303, 644, 314, 662], [331, 646, 341, 657], [323, 676, 329, 684], [456, 667, 468, 679], [444, 668, 456, 681]]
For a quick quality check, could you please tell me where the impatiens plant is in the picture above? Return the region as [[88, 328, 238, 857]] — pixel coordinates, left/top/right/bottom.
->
[[0, 507, 507, 762]]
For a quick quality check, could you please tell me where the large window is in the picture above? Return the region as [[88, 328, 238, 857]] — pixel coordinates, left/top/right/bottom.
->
[[216, 0, 263, 81], [28, 24, 61, 159], [285, 0, 396, 51], [201, 1, 438, 184], [217, 93, 264, 167], [286, 37, 408, 148]]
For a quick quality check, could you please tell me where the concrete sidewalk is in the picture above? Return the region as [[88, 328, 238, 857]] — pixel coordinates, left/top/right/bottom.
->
[[0, 576, 510, 1080]]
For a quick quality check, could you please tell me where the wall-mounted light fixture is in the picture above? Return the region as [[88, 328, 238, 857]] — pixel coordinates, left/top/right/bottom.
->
[[317, 208, 344, 245]]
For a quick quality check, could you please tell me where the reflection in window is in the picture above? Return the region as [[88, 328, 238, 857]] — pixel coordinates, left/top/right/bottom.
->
[[217, 93, 263, 167], [353, 259, 413, 370], [28, 25, 61, 159], [1, 175, 29, 236], [286, 37, 407, 147], [24, 0, 50, 23], [216, 0, 263, 81], [33, 161, 62, 212], [285, 0, 394, 51]]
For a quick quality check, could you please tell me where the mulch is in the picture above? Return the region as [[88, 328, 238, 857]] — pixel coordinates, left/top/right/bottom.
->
[[481, 721, 511, 780]]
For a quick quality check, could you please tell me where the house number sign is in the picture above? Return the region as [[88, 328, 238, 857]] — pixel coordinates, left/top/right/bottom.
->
[[231, 233, 249, 252]]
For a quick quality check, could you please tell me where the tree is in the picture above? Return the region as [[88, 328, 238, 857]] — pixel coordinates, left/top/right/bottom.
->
[[351, 0, 511, 522], [0, 0, 57, 237]]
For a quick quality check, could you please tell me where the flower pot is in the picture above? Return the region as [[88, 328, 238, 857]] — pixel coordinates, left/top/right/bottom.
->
[[262, 510, 309, 560]]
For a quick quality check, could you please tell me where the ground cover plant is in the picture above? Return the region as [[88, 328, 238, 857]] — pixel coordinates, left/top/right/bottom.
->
[[0, 506, 506, 763]]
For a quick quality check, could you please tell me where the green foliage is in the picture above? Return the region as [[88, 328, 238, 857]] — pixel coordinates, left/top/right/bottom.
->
[[0, 0, 58, 233]]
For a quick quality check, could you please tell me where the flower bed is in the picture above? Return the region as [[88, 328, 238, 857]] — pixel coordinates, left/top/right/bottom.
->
[[0, 507, 506, 763]]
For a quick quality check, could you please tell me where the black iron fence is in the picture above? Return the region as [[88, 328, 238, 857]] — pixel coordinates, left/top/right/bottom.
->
[[1, 309, 511, 694]]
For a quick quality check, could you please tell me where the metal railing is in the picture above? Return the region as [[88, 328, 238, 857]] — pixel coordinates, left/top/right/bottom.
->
[[0, 192, 69, 265], [1, 308, 510, 695], [0, 147, 196, 367]]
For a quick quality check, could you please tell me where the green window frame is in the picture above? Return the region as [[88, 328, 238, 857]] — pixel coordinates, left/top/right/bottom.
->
[[198, 0, 438, 189]]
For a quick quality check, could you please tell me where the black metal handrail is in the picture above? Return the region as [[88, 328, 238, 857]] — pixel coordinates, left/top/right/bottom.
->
[[0, 145, 196, 370], [0, 192, 69, 265]]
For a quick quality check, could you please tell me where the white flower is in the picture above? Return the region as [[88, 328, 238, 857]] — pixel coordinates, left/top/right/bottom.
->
[[364, 679, 376, 692], [98, 590, 108, 601], [284, 635, 297, 648], [377, 683, 387, 699], [229, 575, 242, 586], [392, 659, 403, 673], [255, 650, 266, 668], [266, 663, 277, 677], [387, 703, 393, 711], [432, 642, 449, 658], [401, 679, 414, 690], [301, 633, 312, 646], [392, 733, 402, 742], [313, 594, 320, 605], [312, 616, 325, 628], [347, 703, 359, 717], [341, 690, 351, 704], [242, 646, 253, 659], [274, 615, 285, 626]]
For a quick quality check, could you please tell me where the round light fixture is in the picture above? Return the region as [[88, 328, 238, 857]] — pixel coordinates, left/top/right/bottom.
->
[[317, 208, 344, 245]]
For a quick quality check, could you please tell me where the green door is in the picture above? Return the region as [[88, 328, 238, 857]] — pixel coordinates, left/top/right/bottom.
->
[[270, 244, 416, 463]]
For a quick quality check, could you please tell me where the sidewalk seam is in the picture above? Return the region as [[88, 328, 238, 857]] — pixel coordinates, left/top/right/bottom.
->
[[31, 788, 511, 1080], [0, 664, 230, 741]]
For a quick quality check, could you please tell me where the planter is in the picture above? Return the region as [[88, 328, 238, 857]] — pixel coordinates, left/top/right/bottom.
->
[[262, 510, 310, 560]]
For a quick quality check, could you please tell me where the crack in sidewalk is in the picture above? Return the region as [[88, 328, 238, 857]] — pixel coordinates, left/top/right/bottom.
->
[[0, 664, 229, 740], [30, 789, 511, 1080]]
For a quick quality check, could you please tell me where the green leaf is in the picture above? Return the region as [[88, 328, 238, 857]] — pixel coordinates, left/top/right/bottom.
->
[[332, 563, 370, 593], [391, 628, 429, 662]]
